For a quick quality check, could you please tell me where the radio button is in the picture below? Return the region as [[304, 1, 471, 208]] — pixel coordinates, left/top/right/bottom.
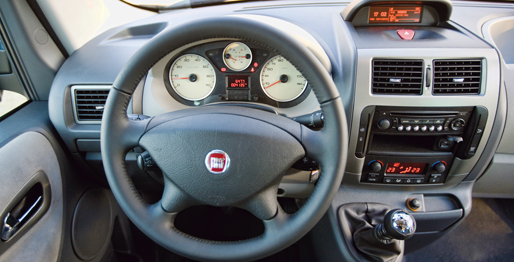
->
[[405, 126, 412, 131], [413, 125, 420, 131], [394, 178, 404, 184], [421, 119, 433, 124], [384, 177, 393, 184], [421, 125, 427, 131], [397, 125, 404, 131], [437, 125, 443, 132], [434, 119, 445, 124], [415, 178, 424, 184], [429, 125, 435, 131], [405, 178, 414, 184]]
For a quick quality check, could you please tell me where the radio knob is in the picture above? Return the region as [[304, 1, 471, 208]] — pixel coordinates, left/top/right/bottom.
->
[[437, 125, 443, 132], [413, 125, 419, 131], [450, 118, 465, 131], [369, 161, 382, 172], [429, 125, 435, 132], [405, 125, 412, 131], [397, 125, 404, 131], [432, 162, 446, 173], [421, 126, 427, 132], [378, 118, 391, 130]]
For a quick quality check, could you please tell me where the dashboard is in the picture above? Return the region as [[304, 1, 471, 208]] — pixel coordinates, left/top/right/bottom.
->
[[45, 0, 514, 260]]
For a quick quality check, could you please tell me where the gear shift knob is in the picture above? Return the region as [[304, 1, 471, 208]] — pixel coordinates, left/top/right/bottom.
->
[[375, 209, 416, 243]]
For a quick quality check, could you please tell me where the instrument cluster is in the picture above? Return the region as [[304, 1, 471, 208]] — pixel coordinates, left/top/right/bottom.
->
[[163, 41, 310, 107]]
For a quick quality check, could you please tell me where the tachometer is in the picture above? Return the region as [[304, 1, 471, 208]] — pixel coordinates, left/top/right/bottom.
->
[[169, 54, 216, 101], [260, 55, 307, 102], [222, 42, 252, 71]]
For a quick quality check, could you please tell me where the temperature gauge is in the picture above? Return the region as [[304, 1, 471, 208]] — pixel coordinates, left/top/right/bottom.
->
[[222, 42, 252, 71]]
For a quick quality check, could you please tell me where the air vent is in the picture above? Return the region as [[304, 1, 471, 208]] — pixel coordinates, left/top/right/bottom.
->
[[72, 86, 111, 124], [372, 60, 423, 95], [433, 60, 481, 95]]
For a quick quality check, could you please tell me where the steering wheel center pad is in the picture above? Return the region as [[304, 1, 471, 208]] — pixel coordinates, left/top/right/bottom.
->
[[139, 109, 305, 207]]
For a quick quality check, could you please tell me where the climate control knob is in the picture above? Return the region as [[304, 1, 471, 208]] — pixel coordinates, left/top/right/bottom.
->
[[432, 162, 446, 173], [369, 161, 383, 172], [378, 118, 391, 130]]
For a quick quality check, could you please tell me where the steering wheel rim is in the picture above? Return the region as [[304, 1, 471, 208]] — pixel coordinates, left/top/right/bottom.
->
[[101, 15, 348, 261]]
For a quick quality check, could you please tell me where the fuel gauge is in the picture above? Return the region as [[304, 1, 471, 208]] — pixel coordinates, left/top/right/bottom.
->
[[223, 42, 252, 71]]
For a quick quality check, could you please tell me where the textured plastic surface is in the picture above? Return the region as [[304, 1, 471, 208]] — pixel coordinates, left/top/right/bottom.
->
[[71, 188, 112, 260]]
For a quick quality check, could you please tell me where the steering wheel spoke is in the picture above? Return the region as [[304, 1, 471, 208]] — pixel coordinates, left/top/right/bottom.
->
[[237, 184, 281, 220], [161, 177, 198, 213]]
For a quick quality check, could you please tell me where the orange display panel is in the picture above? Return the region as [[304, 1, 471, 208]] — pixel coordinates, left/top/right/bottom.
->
[[385, 162, 426, 175], [369, 6, 422, 23]]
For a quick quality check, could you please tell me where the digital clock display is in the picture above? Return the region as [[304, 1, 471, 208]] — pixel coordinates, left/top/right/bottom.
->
[[369, 6, 422, 23], [386, 162, 426, 175], [227, 75, 249, 89]]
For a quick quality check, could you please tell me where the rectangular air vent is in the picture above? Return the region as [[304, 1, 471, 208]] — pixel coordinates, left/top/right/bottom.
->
[[433, 60, 481, 95], [72, 86, 111, 124], [372, 60, 423, 95]]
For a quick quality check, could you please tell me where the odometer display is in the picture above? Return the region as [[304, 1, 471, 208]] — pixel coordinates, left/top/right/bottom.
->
[[386, 162, 426, 175], [226, 75, 249, 89], [369, 6, 422, 23]]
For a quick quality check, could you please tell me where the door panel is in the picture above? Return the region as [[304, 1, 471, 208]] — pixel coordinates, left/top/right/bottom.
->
[[0, 131, 63, 262]]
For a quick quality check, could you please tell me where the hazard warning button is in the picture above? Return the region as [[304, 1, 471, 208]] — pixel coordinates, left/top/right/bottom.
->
[[397, 29, 415, 40]]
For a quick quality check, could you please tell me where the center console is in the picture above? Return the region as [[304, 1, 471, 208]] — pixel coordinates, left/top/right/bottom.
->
[[358, 106, 488, 185]]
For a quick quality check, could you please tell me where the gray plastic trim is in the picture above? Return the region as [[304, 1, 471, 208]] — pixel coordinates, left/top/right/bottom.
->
[[345, 48, 501, 191]]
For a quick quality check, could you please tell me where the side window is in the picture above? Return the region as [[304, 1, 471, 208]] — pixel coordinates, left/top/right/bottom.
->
[[0, 39, 29, 119]]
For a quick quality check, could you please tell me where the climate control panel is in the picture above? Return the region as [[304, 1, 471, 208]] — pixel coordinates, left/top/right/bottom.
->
[[361, 155, 454, 185]]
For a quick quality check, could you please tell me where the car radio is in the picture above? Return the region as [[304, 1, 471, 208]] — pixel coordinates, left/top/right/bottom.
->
[[357, 106, 488, 184]]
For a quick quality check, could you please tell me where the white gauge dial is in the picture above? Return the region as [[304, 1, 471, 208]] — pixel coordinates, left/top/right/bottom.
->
[[222, 42, 252, 71], [169, 54, 216, 101], [260, 55, 307, 102]]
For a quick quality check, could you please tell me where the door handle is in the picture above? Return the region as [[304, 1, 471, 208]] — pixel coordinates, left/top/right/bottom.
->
[[2, 195, 42, 241], [1, 182, 44, 242]]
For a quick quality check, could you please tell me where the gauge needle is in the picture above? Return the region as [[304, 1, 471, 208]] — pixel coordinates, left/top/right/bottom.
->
[[172, 77, 189, 80], [226, 55, 237, 61], [265, 80, 282, 89]]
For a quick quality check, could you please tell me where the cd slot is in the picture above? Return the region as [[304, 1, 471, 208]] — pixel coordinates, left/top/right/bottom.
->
[[389, 111, 459, 117], [368, 134, 453, 156]]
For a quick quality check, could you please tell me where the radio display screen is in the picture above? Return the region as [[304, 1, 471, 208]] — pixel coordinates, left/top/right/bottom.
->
[[369, 6, 422, 23], [386, 162, 426, 175]]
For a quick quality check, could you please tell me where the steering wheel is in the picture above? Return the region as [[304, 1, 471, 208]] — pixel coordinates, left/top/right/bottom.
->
[[101, 15, 347, 261]]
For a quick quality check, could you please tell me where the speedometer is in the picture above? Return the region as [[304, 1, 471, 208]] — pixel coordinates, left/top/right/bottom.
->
[[260, 55, 307, 102], [169, 54, 216, 101]]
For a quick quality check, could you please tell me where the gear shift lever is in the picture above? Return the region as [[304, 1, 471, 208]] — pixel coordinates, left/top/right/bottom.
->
[[375, 209, 416, 244]]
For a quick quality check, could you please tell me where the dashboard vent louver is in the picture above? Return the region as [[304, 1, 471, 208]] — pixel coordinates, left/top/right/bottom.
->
[[433, 60, 481, 95], [73, 87, 110, 123], [372, 60, 423, 95]]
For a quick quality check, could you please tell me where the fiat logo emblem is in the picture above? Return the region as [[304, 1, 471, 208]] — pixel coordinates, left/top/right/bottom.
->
[[205, 150, 230, 174]]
